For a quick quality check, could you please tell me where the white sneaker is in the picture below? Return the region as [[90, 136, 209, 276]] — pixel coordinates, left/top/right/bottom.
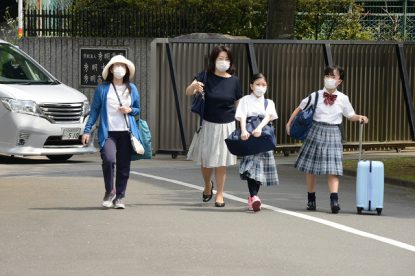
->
[[102, 192, 116, 208], [113, 198, 125, 209]]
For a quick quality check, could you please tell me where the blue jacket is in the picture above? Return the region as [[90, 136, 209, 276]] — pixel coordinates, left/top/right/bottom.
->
[[83, 82, 142, 150]]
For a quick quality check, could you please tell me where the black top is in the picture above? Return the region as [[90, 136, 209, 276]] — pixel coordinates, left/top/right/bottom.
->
[[195, 71, 242, 124]]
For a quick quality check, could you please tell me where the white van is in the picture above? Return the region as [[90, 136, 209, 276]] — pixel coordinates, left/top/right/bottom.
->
[[0, 39, 96, 161]]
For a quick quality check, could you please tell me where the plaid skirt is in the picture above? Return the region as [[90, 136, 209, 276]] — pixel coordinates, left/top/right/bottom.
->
[[294, 121, 343, 175], [239, 150, 279, 186]]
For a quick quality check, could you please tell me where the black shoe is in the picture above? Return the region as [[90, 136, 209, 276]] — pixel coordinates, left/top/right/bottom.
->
[[331, 200, 341, 214], [306, 200, 316, 211], [214, 201, 225, 207], [202, 181, 214, 202]]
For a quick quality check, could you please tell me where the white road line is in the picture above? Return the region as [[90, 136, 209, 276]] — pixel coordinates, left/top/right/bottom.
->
[[131, 171, 415, 253]]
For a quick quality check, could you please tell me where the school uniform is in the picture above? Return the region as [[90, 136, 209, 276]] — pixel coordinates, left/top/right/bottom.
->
[[235, 94, 279, 186], [295, 89, 356, 175]]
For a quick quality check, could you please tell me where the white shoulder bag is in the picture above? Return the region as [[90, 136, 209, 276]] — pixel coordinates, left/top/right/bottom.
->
[[112, 83, 144, 155]]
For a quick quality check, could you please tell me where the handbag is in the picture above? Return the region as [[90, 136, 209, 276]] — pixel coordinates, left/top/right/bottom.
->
[[225, 100, 277, 156], [190, 70, 208, 132], [133, 118, 152, 160], [112, 83, 145, 155], [290, 92, 319, 141], [130, 133, 145, 155]]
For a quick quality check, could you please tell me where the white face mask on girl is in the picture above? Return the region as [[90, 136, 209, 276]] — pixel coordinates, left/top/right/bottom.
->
[[113, 66, 127, 80], [324, 78, 337, 90], [253, 86, 267, 97], [215, 60, 230, 72]]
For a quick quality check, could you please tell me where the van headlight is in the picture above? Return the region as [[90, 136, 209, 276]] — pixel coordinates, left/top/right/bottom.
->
[[1, 98, 42, 116], [82, 100, 90, 116]]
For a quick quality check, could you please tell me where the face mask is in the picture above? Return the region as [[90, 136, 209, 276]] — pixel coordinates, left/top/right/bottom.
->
[[253, 86, 267, 97], [113, 66, 126, 80], [215, 60, 230, 72], [324, 78, 337, 90]]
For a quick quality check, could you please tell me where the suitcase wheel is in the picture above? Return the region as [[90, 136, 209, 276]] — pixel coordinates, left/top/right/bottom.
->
[[376, 208, 382, 216], [357, 207, 363, 214]]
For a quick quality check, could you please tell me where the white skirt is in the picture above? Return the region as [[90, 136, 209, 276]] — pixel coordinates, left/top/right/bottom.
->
[[187, 120, 237, 168]]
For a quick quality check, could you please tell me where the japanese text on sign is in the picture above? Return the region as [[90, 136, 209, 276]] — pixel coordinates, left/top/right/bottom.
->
[[80, 48, 127, 87]]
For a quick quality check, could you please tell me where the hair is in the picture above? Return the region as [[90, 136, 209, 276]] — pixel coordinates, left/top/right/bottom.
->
[[250, 73, 267, 91], [324, 65, 344, 81], [250, 73, 267, 85], [207, 45, 235, 75], [104, 64, 132, 93]]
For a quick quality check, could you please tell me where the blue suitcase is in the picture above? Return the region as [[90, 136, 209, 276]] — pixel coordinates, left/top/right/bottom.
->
[[356, 124, 384, 215]]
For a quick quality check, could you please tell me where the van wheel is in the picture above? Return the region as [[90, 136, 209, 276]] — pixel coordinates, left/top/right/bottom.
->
[[46, 154, 73, 161]]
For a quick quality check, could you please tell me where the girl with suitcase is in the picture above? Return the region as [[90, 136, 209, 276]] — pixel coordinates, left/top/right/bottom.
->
[[286, 65, 369, 214]]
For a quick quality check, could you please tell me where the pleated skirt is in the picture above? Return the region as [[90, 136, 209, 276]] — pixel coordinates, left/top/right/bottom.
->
[[294, 121, 343, 175], [239, 151, 279, 186], [187, 120, 237, 168]]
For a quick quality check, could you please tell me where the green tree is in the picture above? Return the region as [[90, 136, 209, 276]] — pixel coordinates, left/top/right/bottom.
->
[[71, 0, 267, 38], [295, 0, 373, 40]]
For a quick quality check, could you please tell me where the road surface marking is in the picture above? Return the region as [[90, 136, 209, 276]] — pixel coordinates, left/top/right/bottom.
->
[[131, 171, 415, 253]]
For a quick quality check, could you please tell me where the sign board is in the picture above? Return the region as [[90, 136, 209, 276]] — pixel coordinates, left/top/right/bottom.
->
[[80, 48, 127, 87]]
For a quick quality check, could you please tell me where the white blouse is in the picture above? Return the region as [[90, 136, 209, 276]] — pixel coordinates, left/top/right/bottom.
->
[[106, 84, 131, 131], [299, 89, 355, 125], [235, 93, 278, 121]]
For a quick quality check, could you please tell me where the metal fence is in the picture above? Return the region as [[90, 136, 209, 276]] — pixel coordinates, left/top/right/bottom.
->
[[151, 39, 415, 156], [23, 8, 201, 37], [23, 2, 415, 40], [357, 0, 415, 40], [14, 38, 415, 156]]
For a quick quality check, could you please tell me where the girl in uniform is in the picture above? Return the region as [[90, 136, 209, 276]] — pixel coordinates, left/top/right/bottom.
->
[[235, 73, 279, 212], [286, 65, 369, 213]]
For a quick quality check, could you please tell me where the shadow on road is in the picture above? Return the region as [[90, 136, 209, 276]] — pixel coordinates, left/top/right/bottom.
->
[[0, 155, 89, 165]]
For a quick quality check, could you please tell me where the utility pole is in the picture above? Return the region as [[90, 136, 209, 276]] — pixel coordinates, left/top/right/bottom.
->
[[17, 0, 23, 38]]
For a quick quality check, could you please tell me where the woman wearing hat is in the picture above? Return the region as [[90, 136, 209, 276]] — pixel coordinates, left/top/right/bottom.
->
[[82, 55, 141, 209]]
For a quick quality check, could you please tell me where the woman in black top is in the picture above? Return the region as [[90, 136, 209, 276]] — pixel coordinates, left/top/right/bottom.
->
[[186, 46, 242, 207]]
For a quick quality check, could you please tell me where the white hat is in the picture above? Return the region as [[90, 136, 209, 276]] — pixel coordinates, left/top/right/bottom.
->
[[102, 55, 135, 81]]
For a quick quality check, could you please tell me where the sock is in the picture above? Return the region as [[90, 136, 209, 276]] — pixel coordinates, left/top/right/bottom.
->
[[308, 192, 316, 202], [330, 193, 338, 202]]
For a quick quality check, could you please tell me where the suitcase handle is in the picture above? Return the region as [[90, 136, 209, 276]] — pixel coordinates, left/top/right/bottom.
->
[[359, 122, 364, 161]]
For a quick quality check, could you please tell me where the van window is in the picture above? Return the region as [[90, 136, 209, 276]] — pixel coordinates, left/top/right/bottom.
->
[[0, 44, 55, 84]]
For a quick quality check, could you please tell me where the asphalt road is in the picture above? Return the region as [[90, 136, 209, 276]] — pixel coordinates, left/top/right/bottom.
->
[[0, 150, 414, 276]]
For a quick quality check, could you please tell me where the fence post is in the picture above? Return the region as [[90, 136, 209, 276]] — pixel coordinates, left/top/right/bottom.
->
[[323, 43, 333, 67], [246, 42, 259, 77], [396, 43, 415, 140], [166, 42, 188, 153]]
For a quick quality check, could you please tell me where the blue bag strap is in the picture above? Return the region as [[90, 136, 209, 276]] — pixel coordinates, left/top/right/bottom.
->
[[313, 91, 319, 109], [303, 91, 318, 110], [263, 99, 273, 127]]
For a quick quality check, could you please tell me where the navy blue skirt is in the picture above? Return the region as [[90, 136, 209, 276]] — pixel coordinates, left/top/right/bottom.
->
[[294, 121, 343, 175]]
